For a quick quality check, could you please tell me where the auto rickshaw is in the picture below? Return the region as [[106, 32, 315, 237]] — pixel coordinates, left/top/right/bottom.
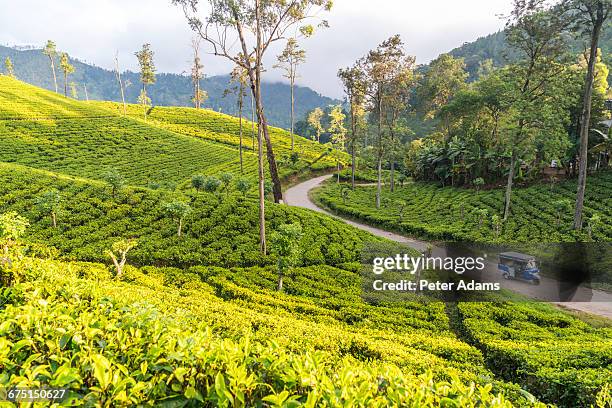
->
[[498, 252, 541, 285]]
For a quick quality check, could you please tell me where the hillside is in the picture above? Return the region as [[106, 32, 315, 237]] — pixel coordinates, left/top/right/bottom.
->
[[0, 76, 340, 189], [1, 160, 611, 406], [449, 21, 612, 80], [0, 45, 340, 129], [314, 174, 612, 243], [1, 76, 611, 407]]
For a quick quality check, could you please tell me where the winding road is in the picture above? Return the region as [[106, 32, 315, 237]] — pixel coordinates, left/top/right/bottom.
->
[[285, 174, 612, 320]]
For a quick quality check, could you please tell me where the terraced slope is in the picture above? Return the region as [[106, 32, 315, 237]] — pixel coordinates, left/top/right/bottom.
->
[[0, 77, 340, 189], [93, 101, 344, 172], [314, 173, 612, 243], [1, 162, 611, 406]]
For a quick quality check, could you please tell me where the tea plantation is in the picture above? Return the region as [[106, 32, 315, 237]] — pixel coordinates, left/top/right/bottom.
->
[[313, 174, 612, 243], [0, 78, 611, 407], [93, 101, 344, 173], [0, 76, 340, 189]]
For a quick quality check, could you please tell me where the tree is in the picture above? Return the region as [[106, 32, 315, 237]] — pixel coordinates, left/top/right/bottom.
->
[[502, 1, 570, 221], [0, 211, 29, 270], [307, 107, 324, 142], [114, 52, 127, 115], [270, 223, 303, 291], [338, 63, 367, 189], [163, 201, 191, 237], [569, 0, 611, 230], [219, 172, 234, 196], [203, 176, 221, 196], [380, 45, 415, 192], [340, 185, 351, 204], [103, 169, 124, 198], [107, 239, 138, 279], [35, 189, 61, 228], [191, 174, 206, 192], [43, 40, 59, 93], [137, 89, 152, 120], [135, 44, 156, 120], [328, 105, 347, 183], [416, 53, 468, 121], [236, 177, 251, 197], [473, 177, 485, 195], [69, 82, 78, 99], [226, 63, 249, 173], [4, 57, 15, 78], [174, 0, 333, 254], [191, 37, 205, 109], [274, 38, 306, 150], [361, 35, 413, 208], [59, 53, 75, 98]]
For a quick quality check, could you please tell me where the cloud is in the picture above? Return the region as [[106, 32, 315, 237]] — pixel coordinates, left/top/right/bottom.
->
[[0, 0, 512, 98]]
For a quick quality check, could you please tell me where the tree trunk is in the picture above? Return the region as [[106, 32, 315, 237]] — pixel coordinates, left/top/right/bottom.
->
[[375, 94, 383, 209], [51, 212, 56, 228], [64, 72, 68, 97], [84, 85, 89, 101], [351, 105, 356, 189], [337, 160, 340, 183], [351, 141, 356, 190], [49, 57, 58, 93], [260, 104, 284, 203], [239, 91, 244, 174], [277, 259, 283, 291], [290, 77, 295, 150], [178, 218, 182, 237], [503, 151, 516, 221], [256, 0, 267, 252], [390, 160, 395, 192], [257, 114, 266, 254], [120, 81, 126, 115], [251, 93, 256, 151], [574, 8, 603, 231], [376, 155, 382, 209]]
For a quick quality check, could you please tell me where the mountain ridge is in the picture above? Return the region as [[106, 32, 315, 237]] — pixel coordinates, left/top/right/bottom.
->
[[0, 44, 340, 129]]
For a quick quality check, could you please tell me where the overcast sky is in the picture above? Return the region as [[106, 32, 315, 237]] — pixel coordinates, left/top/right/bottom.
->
[[0, 0, 512, 98]]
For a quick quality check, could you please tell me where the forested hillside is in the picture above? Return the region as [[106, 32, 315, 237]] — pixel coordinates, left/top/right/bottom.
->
[[0, 45, 339, 129], [449, 21, 612, 80]]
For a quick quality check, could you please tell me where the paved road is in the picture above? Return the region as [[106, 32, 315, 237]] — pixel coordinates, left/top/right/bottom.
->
[[285, 174, 612, 320]]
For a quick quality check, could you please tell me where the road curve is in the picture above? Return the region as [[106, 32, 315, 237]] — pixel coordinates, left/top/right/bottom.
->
[[285, 175, 430, 252], [284, 174, 612, 320]]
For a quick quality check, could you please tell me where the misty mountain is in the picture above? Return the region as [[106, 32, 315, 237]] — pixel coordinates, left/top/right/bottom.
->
[[0, 45, 340, 129]]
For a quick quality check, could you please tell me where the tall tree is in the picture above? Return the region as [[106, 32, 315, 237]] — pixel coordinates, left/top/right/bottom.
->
[[381, 48, 415, 192], [361, 35, 412, 208], [416, 53, 468, 121], [502, 0, 570, 220], [4, 57, 15, 78], [226, 63, 249, 174], [59, 53, 75, 98], [174, 0, 332, 209], [328, 105, 347, 182], [174, 0, 332, 253], [568, 0, 611, 230], [338, 64, 367, 189], [135, 43, 156, 120], [43, 40, 59, 93], [307, 107, 324, 142], [274, 38, 306, 150], [69, 82, 78, 99], [114, 52, 127, 115], [191, 37, 205, 109]]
